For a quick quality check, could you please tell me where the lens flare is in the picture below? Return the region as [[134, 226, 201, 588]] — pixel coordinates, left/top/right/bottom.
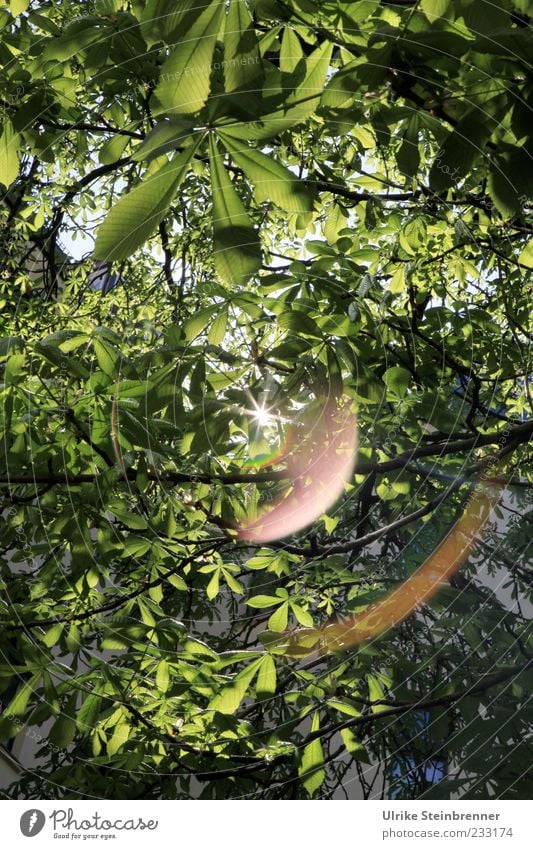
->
[[282, 472, 504, 656], [237, 398, 358, 543]]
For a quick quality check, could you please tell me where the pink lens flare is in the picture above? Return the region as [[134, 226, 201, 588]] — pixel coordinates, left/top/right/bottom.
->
[[237, 398, 358, 543]]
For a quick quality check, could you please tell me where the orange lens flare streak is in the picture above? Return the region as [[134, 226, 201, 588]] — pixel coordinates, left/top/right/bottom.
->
[[291, 476, 503, 656]]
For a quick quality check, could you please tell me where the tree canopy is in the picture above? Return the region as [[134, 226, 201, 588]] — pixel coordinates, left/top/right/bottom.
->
[[0, 0, 532, 800]]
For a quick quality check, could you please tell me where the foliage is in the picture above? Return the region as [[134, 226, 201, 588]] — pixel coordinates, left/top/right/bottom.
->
[[0, 0, 532, 800]]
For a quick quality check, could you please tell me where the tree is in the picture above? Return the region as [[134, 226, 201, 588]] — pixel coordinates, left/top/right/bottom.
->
[[0, 0, 532, 800]]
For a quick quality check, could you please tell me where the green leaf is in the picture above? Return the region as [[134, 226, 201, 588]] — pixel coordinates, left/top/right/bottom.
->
[[131, 118, 195, 163], [299, 712, 325, 796], [518, 239, 533, 269], [206, 570, 220, 600], [43, 17, 109, 63], [402, 218, 427, 252], [367, 674, 388, 712], [383, 366, 411, 399], [109, 505, 148, 530], [95, 0, 121, 14], [93, 147, 196, 261], [208, 660, 261, 715], [222, 570, 244, 595], [153, 0, 224, 115], [49, 713, 77, 748], [280, 26, 304, 74], [224, 0, 263, 93], [122, 536, 151, 557], [487, 158, 522, 219], [41, 623, 64, 649], [156, 660, 170, 693], [0, 119, 20, 188], [290, 603, 314, 628], [99, 134, 129, 166], [429, 112, 492, 193], [93, 337, 120, 377], [209, 136, 261, 286], [420, 0, 449, 23], [77, 693, 102, 733], [219, 41, 332, 141], [340, 728, 370, 761], [167, 573, 188, 592], [10, 0, 29, 17], [208, 309, 228, 345], [184, 305, 218, 341], [107, 721, 131, 756], [278, 310, 322, 338], [279, 40, 333, 125], [256, 654, 276, 697], [0, 336, 24, 357], [218, 133, 314, 214], [247, 595, 283, 608], [268, 601, 289, 632], [140, 0, 206, 46], [4, 353, 25, 384], [3, 675, 39, 718], [327, 699, 361, 718]]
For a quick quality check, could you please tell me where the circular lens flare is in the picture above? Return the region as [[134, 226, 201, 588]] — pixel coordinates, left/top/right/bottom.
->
[[237, 398, 358, 543]]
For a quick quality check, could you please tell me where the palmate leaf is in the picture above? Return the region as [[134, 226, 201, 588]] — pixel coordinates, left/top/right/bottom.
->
[[93, 146, 196, 261], [152, 0, 224, 116], [218, 131, 315, 213], [209, 135, 261, 286]]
